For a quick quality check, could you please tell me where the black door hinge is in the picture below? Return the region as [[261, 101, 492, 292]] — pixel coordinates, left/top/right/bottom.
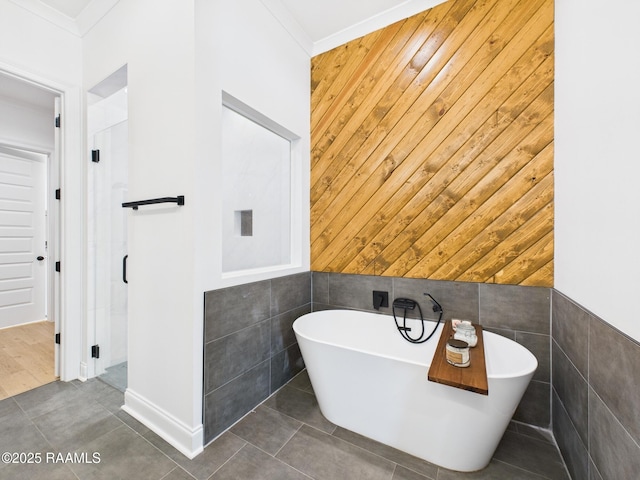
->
[[55, 333, 60, 344], [91, 149, 100, 163], [55, 189, 61, 200], [55, 114, 61, 128], [91, 345, 100, 359], [55, 261, 60, 272]]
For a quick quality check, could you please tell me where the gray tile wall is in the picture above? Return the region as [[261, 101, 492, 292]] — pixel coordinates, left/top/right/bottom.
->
[[312, 272, 552, 428], [203, 271, 640, 478], [552, 290, 640, 480], [203, 272, 311, 443]]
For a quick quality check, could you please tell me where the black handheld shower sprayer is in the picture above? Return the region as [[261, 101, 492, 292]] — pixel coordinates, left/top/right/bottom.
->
[[392, 293, 443, 344]]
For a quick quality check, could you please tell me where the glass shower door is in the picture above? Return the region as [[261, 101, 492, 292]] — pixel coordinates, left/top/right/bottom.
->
[[88, 118, 128, 391]]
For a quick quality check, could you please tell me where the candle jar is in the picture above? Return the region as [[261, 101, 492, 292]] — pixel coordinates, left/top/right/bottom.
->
[[446, 339, 470, 367]]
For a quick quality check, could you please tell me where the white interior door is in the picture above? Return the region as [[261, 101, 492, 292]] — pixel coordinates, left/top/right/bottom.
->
[[0, 146, 48, 329]]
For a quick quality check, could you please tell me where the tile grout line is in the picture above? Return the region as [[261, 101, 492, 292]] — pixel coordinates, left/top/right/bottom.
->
[[490, 458, 553, 480], [241, 434, 316, 480], [159, 465, 197, 480], [588, 384, 640, 451], [204, 440, 248, 480], [270, 422, 304, 458], [547, 390, 582, 478]]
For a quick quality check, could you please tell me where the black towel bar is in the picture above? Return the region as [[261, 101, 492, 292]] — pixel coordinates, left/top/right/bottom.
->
[[122, 195, 185, 210]]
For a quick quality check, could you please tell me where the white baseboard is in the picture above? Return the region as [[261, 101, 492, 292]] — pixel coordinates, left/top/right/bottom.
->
[[122, 388, 203, 459]]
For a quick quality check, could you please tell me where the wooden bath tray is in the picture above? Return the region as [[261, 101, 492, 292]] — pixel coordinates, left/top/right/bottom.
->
[[427, 320, 488, 395]]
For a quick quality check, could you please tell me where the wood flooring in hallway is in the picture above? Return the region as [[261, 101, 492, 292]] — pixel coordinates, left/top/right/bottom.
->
[[0, 321, 56, 400]]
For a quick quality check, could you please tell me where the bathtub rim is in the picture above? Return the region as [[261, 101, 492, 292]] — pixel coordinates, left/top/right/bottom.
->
[[293, 309, 538, 380]]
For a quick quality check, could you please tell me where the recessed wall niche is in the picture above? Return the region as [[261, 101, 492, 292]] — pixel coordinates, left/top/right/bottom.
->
[[235, 209, 253, 237]]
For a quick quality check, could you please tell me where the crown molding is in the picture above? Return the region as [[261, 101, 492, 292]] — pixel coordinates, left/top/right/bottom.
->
[[76, 0, 119, 36], [9, 0, 79, 34], [259, 0, 315, 56], [312, 0, 448, 55], [8, 0, 119, 37]]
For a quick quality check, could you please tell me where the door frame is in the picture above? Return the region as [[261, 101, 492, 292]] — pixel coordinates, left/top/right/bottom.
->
[[0, 61, 84, 382]]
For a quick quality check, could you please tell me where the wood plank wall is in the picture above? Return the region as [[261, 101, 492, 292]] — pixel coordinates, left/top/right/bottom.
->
[[310, 0, 554, 287]]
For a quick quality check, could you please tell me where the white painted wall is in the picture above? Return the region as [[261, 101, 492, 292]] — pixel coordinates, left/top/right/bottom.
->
[[0, 1, 81, 85], [83, 0, 310, 457], [0, 0, 83, 382], [0, 97, 53, 152], [83, 0, 201, 457], [194, 0, 311, 296], [555, 0, 640, 342], [192, 0, 310, 447]]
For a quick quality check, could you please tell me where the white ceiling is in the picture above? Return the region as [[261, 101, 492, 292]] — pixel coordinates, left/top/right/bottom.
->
[[3, 0, 448, 109], [9, 0, 119, 36], [27, 0, 446, 54], [275, 0, 445, 51], [39, 0, 92, 18], [3, 0, 446, 109], [261, 0, 447, 54]]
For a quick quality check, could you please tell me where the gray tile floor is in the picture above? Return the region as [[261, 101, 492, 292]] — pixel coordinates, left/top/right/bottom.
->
[[0, 371, 570, 480]]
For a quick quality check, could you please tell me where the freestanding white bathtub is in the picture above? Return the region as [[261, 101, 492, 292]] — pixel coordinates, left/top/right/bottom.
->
[[293, 309, 537, 472]]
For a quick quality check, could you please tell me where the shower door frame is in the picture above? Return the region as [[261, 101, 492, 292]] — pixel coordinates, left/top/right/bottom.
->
[[87, 88, 129, 381]]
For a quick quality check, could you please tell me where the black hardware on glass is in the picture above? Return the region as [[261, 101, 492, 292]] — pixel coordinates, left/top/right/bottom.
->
[[122, 195, 185, 210], [123, 255, 128, 284], [91, 149, 100, 163], [392, 293, 443, 344]]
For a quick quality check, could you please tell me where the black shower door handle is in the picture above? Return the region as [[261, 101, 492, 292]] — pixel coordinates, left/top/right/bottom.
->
[[123, 255, 128, 284]]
